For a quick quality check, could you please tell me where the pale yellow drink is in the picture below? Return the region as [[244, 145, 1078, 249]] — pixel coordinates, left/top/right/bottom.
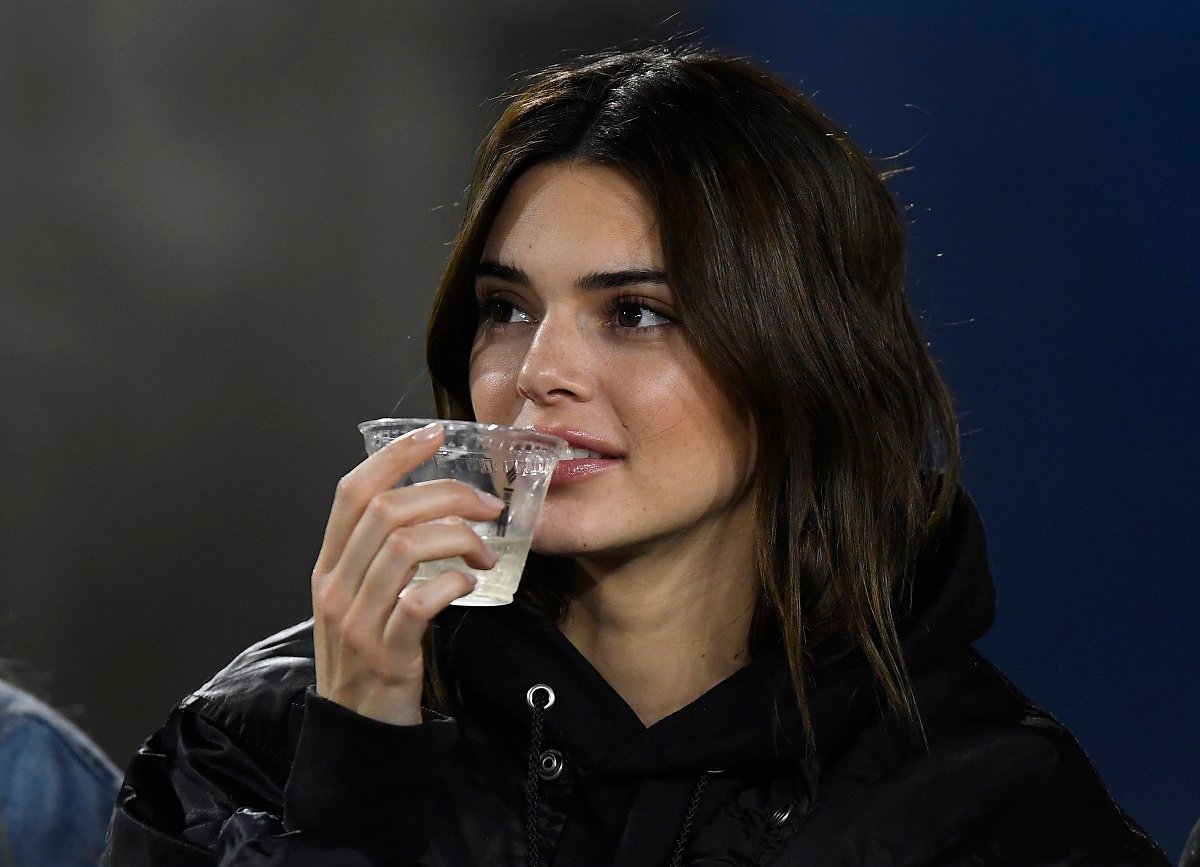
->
[[409, 536, 533, 606], [359, 418, 563, 606]]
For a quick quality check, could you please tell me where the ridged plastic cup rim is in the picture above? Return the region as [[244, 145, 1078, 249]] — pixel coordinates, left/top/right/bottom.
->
[[357, 418, 567, 454]]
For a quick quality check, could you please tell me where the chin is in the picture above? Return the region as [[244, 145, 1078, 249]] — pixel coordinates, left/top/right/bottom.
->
[[532, 503, 591, 554], [530, 530, 596, 558], [530, 516, 624, 558]]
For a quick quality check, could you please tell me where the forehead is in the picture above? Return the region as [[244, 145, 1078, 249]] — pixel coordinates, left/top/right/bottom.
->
[[481, 162, 663, 271]]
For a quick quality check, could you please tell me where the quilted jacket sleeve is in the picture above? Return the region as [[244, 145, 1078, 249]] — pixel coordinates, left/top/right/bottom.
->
[[102, 689, 458, 866]]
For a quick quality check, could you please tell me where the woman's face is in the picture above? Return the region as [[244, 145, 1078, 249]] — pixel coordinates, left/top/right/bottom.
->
[[468, 162, 756, 562]]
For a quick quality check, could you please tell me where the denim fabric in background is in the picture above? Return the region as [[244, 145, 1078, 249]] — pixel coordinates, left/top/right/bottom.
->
[[694, 0, 1199, 857], [0, 681, 121, 867]]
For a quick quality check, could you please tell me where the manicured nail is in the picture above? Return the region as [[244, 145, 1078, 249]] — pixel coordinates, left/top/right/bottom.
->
[[475, 489, 504, 509], [412, 422, 442, 442]]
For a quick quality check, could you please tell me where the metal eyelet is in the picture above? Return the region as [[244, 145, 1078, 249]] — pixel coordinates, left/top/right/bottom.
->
[[768, 803, 793, 828], [526, 683, 556, 710], [537, 748, 565, 781]]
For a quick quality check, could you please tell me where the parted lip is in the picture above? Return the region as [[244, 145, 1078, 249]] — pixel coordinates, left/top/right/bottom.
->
[[527, 425, 624, 459]]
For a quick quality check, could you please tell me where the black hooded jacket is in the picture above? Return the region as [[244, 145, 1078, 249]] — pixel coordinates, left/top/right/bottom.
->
[[103, 493, 1169, 865]]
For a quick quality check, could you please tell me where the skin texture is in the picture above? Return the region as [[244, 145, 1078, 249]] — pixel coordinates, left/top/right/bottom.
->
[[311, 162, 761, 727], [469, 163, 760, 725]]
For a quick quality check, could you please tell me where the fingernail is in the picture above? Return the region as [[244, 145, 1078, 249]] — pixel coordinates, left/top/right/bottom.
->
[[412, 422, 442, 442], [475, 489, 504, 509], [485, 545, 499, 568]]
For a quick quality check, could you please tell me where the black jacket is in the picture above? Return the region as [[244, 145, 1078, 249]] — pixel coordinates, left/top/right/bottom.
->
[[103, 494, 1170, 866]]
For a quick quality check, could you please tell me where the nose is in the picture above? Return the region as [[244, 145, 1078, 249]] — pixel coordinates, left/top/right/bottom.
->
[[515, 314, 593, 405]]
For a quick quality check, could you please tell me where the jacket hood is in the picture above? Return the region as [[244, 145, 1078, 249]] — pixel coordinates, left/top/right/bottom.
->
[[437, 487, 996, 778], [804, 486, 996, 762]]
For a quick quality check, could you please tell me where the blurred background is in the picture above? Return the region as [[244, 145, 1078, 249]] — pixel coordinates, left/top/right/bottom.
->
[[1, 0, 1196, 858]]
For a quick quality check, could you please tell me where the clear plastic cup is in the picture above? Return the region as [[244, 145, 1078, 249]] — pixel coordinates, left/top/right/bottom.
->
[[358, 418, 565, 606]]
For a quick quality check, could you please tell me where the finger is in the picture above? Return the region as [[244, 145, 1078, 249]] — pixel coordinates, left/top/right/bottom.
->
[[382, 569, 478, 646], [332, 480, 504, 597], [345, 523, 498, 635], [314, 422, 443, 578]]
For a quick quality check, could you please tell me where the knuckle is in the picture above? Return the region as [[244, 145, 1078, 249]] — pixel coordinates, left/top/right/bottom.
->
[[313, 578, 343, 618], [400, 593, 432, 622], [385, 530, 414, 559], [342, 618, 374, 651], [363, 494, 393, 524], [333, 474, 360, 505]]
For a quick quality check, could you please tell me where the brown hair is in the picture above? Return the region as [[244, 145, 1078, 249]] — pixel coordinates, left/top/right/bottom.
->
[[425, 45, 960, 738]]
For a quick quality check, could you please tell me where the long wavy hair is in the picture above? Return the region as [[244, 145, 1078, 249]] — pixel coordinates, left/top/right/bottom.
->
[[424, 46, 960, 738]]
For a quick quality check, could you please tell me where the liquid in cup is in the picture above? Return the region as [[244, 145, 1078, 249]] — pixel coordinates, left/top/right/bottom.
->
[[358, 419, 565, 606], [412, 535, 531, 604]]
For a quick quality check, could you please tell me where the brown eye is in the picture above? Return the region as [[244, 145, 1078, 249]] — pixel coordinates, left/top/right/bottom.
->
[[616, 304, 645, 328], [610, 300, 672, 331], [477, 296, 532, 326], [484, 298, 514, 322]]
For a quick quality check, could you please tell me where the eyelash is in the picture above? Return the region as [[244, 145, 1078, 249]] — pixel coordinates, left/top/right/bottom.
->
[[602, 295, 676, 333], [475, 292, 676, 335], [474, 293, 526, 328]]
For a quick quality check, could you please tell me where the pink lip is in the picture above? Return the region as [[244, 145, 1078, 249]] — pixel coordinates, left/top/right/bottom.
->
[[551, 456, 620, 486], [524, 425, 624, 486]]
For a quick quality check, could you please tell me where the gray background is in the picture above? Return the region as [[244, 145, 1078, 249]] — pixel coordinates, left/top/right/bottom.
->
[[2, 1, 1196, 858]]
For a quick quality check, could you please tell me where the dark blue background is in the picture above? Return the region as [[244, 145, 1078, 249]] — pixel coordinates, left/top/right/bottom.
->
[[697, 2, 1199, 856]]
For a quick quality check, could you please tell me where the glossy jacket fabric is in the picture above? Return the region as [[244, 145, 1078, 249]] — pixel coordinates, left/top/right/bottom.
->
[[0, 680, 122, 867], [103, 493, 1170, 866]]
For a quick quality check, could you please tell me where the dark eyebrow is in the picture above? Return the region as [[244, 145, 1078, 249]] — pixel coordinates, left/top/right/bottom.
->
[[475, 259, 668, 291], [475, 260, 529, 285], [576, 268, 669, 291]]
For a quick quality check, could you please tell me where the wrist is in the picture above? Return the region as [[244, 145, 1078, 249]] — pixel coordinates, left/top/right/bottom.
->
[[316, 680, 424, 727]]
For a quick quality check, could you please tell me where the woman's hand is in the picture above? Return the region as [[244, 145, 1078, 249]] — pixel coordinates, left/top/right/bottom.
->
[[310, 422, 503, 725]]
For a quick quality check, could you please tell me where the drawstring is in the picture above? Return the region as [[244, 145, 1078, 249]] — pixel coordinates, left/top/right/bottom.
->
[[524, 684, 554, 867], [667, 772, 710, 867], [523, 683, 710, 867]]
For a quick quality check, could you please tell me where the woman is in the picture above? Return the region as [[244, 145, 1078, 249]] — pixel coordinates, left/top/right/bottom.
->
[[104, 46, 1169, 865]]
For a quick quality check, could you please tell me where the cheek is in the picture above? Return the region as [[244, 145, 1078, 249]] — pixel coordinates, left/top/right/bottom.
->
[[613, 360, 693, 437], [616, 356, 720, 443], [468, 345, 519, 419], [624, 362, 753, 484]]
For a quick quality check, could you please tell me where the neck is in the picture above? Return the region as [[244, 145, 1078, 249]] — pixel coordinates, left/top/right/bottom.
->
[[559, 524, 758, 727]]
